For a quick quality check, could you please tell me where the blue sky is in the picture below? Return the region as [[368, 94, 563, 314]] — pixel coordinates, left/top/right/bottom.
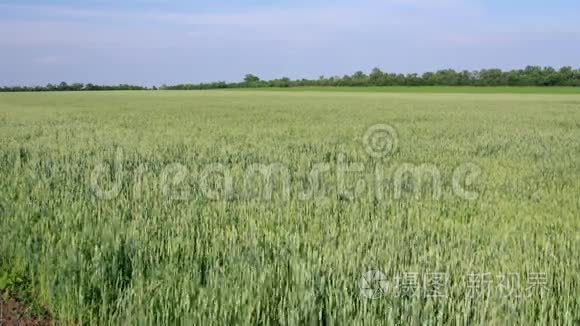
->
[[0, 0, 579, 86]]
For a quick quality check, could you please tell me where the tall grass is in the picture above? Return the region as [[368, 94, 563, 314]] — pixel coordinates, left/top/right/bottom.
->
[[0, 91, 579, 324]]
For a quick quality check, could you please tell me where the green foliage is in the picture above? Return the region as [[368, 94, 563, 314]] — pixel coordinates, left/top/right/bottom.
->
[[0, 83, 150, 92], [0, 90, 579, 324], [0, 268, 25, 292], [2, 66, 580, 92], [0, 263, 49, 319], [243, 74, 261, 83], [162, 66, 580, 90], [237, 86, 580, 94]]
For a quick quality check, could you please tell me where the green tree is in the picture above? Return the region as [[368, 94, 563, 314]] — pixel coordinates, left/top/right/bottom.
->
[[369, 68, 384, 85], [244, 74, 260, 83]]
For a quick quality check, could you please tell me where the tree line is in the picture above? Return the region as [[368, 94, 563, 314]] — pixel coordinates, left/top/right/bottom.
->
[[163, 66, 580, 90], [2, 66, 579, 92], [0, 82, 151, 92]]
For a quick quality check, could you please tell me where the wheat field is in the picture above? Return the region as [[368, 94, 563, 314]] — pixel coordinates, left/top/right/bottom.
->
[[1, 90, 579, 324]]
